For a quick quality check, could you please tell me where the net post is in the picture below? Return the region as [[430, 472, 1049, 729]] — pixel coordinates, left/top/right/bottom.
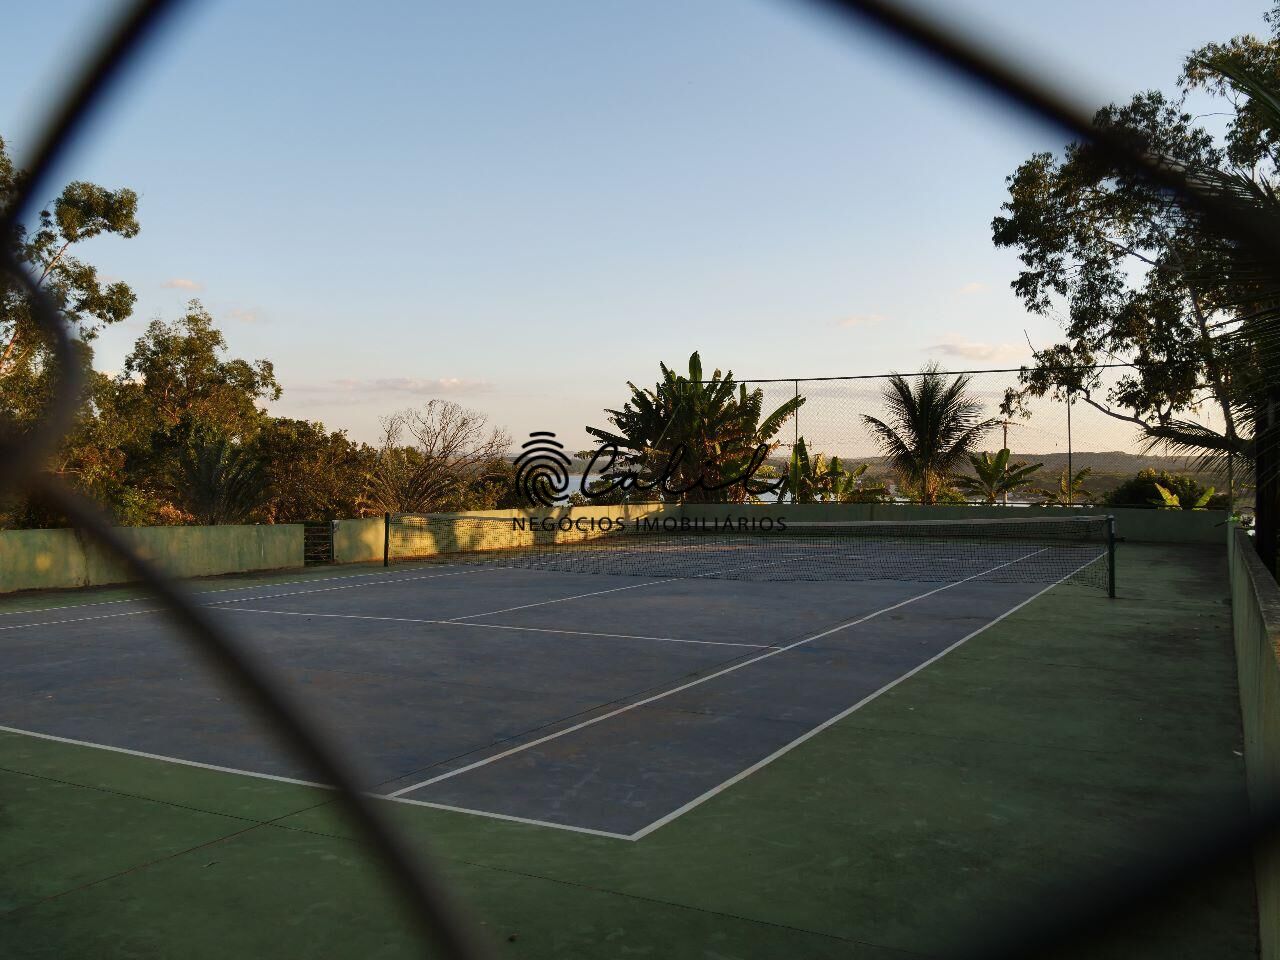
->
[[1106, 514, 1116, 598], [383, 511, 391, 567]]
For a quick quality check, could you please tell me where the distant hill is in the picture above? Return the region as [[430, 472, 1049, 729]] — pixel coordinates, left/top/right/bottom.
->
[[760, 449, 1237, 501]]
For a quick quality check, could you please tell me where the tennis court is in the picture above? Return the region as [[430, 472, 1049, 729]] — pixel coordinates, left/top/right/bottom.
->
[[0, 523, 1257, 958], [0, 516, 1112, 839]]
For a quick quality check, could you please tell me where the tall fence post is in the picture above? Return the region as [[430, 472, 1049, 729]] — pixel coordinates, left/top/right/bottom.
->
[[1107, 514, 1117, 599], [1228, 449, 1236, 513], [1066, 388, 1074, 507], [383, 511, 391, 567], [794, 378, 800, 450], [1002, 419, 1009, 506]]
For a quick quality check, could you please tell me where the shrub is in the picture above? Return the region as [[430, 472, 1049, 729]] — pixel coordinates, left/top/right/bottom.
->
[[1102, 469, 1228, 510]]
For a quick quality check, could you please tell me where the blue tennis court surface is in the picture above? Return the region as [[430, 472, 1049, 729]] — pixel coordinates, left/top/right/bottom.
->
[[0, 552, 1101, 838]]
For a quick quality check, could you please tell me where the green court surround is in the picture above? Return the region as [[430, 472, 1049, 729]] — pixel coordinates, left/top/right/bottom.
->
[[0, 544, 1257, 958]]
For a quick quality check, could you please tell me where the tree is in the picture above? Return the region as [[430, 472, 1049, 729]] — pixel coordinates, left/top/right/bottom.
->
[[988, 13, 1280, 477], [118, 301, 279, 435], [956, 449, 1043, 504], [1030, 467, 1095, 507], [174, 425, 269, 525], [104, 302, 281, 519], [460, 457, 528, 511], [0, 136, 138, 391], [366, 400, 510, 513], [0, 136, 139, 457], [1103, 468, 1227, 511], [787, 437, 885, 503], [251, 418, 374, 522], [863, 365, 998, 505], [585, 352, 803, 504], [1176, 42, 1280, 566], [991, 90, 1250, 458]]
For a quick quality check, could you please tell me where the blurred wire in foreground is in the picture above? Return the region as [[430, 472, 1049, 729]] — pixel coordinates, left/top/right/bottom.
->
[[4, 0, 1276, 957]]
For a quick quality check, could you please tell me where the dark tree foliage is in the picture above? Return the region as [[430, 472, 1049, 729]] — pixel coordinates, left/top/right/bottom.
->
[[863, 365, 998, 505], [1103, 468, 1230, 510], [252, 418, 376, 522], [585, 352, 802, 504], [174, 424, 270, 525], [992, 90, 1247, 455], [0, 135, 138, 437]]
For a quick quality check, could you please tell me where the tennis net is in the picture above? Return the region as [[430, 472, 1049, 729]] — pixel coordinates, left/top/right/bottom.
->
[[385, 513, 1116, 594]]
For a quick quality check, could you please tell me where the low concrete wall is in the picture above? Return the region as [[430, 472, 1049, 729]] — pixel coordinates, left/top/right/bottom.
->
[[332, 504, 1227, 565], [333, 517, 385, 565], [1230, 526, 1280, 960], [0, 524, 304, 594], [675, 503, 1227, 544], [339, 505, 673, 565]]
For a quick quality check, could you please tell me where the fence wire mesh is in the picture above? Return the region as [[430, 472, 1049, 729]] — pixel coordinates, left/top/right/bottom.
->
[[746, 365, 1245, 507]]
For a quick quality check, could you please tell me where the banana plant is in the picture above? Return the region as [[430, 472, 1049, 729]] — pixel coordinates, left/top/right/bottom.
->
[[1030, 466, 1095, 506], [955, 449, 1043, 504], [1151, 482, 1216, 510], [787, 437, 886, 503], [586, 352, 804, 503]]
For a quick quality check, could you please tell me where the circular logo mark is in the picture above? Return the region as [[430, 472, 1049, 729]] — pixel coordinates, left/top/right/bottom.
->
[[515, 432, 572, 507]]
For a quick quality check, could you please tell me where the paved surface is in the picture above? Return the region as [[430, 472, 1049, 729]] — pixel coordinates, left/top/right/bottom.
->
[[0, 544, 1259, 959]]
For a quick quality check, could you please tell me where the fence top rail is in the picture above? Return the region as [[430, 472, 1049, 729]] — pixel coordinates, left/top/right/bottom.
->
[[690, 363, 1138, 385]]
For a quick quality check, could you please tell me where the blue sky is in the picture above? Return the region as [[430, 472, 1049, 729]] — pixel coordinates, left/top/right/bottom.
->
[[3, 0, 1271, 448]]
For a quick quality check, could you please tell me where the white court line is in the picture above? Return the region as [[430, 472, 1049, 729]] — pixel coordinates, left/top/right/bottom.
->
[[0, 724, 632, 840], [444, 552, 817, 623], [0, 607, 161, 633], [0, 550, 1101, 841], [0, 724, 325, 788], [386, 547, 1049, 798], [626, 551, 1107, 840], [0, 562, 482, 618], [205, 567, 484, 606], [216, 606, 772, 650], [384, 794, 631, 840], [447, 577, 681, 621], [0, 567, 483, 634]]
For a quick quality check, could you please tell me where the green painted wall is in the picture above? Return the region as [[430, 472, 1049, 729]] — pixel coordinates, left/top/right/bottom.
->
[[328, 503, 1222, 569], [333, 517, 385, 565], [334, 505, 673, 565], [0, 525, 304, 594], [1230, 526, 1280, 960]]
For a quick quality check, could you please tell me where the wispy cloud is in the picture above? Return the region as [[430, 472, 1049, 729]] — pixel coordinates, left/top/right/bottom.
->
[[290, 377, 494, 398], [161, 278, 203, 290], [836, 313, 885, 328], [957, 281, 988, 295], [227, 307, 262, 324], [928, 337, 1026, 364]]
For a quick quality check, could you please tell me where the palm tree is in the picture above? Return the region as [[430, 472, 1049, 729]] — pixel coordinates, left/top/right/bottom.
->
[[863, 365, 999, 505], [1030, 466, 1095, 507], [176, 425, 268, 524], [956, 449, 1043, 504], [587, 352, 804, 503]]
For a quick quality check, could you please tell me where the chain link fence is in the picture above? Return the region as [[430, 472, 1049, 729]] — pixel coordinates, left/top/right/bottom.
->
[[1, 2, 1272, 960], [746, 364, 1245, 508]]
